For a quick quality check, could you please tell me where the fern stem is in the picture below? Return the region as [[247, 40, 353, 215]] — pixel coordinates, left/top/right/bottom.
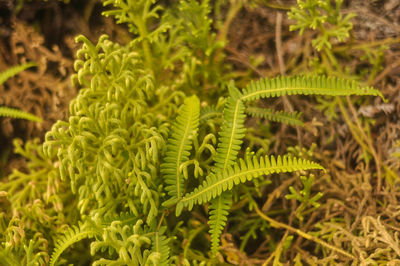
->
[[216, 0, 242, 45], [254, 204, 356, 260], [134, 3, 153, 74], [333, 37, 400, 52]]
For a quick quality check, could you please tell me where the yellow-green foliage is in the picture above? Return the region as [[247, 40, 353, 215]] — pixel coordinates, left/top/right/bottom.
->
[[0, 0, 385, 265]]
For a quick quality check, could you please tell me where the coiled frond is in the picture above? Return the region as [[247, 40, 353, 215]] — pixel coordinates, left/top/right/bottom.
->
[[241, 76, 386, 102], [161, 95, 200, 206], [176, 155, 324, 215], [246, 106, 304, 126], [90, 219, 171, 266], [43, 35, 167, 223]]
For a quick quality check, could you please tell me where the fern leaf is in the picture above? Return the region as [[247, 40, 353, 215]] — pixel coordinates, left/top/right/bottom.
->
[[150, 226, 170, 266], [161, 95, 200, 205], [206, 83, 245, 256], [199, 105, 222, 124], [101, 212, 139, 227], [0, 62, 36, 85], [246, 106, 304, 126], [50, 222, 101, 266], [213, 83, 246, 171], [209, 190, 231, 256], [176, 155, 323, 215], [0, 248, 19, 266], [0, 106, 42, 122], [241, 76, 385, 102]]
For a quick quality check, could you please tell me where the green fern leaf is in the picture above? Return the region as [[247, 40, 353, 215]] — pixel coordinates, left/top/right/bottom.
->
[[246, 106, 304, 126], [213, 83, 246, 171], [199, 105, 222, 125], [0, 62, 41, 122], [176, 155, 323, 215], [0, 62, 36, 85], [50, 222, 101, 266], [241, 76, 386, 102], [208, 190, 231, 256], [206, 83, 245, 256], [0, 106, 42, 122], [101, 212, 139, 227], [150, 226, 170, 266], [161, 95, 200, 206]]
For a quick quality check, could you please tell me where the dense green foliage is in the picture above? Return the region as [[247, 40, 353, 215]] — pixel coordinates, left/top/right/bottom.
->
[[0, 0, 388, 265]]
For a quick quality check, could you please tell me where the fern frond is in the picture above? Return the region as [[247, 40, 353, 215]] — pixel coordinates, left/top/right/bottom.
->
[[246, 106, 304, 126], [100, 212, 139, 227], [213, 83, 246, 171], [206, 84, 245, 257], [176, 155, 323, 215], [0, 248, 19, 266], [50, 222, 101, 266], [161, 95, 200, 205], [241, 76, 386, 102], [0, 107, 42, 122], [150, 226, 170, 266], [209, 190, 231, 256], [0, 62, 36, 85], [199, 105, 222, 124]]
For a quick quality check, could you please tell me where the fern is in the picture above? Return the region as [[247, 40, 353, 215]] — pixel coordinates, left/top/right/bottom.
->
[[0, 107, 42, 122], [0, 62, 36, 85], [199, 105, 222, 125], [100, 212, 139, 227], [150, 226, 170, 266], [288, 0, 355, 51], [208, 191, 231, 255], [246, 106, 304, 126], [241, 76, 385, 101], [50, 222, 101, 266], [1, 0, 389, 264], [206, 83, 246, 256], [173, 75, 383, 255], [90, 219, 169, 266], [0, 62, 42, 122], [213, 83, 246, 171], [176, 155, 323, 215], [161, 95, 200, 206]]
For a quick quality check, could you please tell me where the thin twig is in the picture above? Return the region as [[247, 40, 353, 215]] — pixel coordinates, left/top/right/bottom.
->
[[275, 11, 303, 147], [254, 204, 356, 260], [275, 12, 286, 76], [262, 176, 297, 212]]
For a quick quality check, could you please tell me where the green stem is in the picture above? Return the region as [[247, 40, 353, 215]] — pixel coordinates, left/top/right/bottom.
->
[[333, 37, 400, 52], [136, 18, 153, 74]]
